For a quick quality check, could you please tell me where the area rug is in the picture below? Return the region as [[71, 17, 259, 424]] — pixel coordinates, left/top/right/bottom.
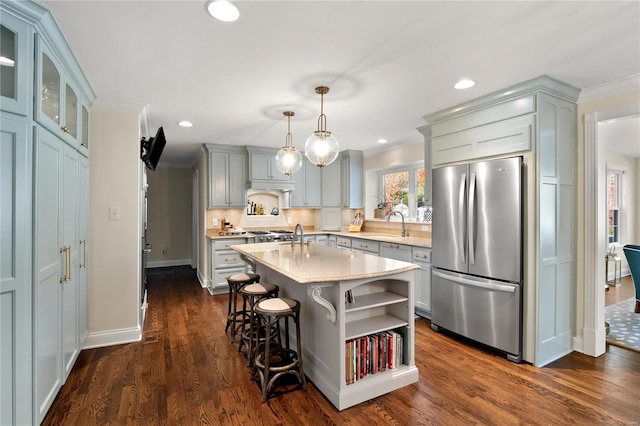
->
[[605, 298, 640, 352]]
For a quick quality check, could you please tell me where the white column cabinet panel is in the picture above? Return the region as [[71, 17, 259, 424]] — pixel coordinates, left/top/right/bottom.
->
[[77, 156, 89, 344], [34, 127, 64, 424], [0, 116, 32, 426], [61, 144, 79, 379]]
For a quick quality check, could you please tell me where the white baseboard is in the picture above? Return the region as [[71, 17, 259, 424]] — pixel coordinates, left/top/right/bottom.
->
[[197, 269, 208, 288], [606, 268, 630, 283], [147, 258, 191, 268], [83, 326, 142, 349]]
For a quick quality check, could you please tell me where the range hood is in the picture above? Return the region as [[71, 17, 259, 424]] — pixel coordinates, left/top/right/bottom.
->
[[246, 179, 294, 192]]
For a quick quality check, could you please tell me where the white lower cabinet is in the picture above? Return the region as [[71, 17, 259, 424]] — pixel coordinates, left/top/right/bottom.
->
[[315, 234, 328, 245], [351, 238, 379, 255], [209, 238, 247, 295], [336, 237, 351, 250], [412, 248, 431, 318], [380, 243, 412, 263]]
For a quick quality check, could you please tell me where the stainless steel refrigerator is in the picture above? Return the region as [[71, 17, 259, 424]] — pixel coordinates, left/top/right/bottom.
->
[[431, 156, 523, 362]]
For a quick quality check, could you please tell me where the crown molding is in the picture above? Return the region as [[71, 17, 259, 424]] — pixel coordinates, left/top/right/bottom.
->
[[91, 98, 150, 137], [578, 74, 640, 103]]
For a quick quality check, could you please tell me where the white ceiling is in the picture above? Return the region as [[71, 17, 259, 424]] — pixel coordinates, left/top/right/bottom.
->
[[42, 1, 640, 166], [600, 115, 640, 159]]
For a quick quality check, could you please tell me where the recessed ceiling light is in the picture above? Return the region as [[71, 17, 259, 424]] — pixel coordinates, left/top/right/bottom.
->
[[377, 138, 388, 144], [178, 120, 193, 127], [206, 0, 240, 22], [454, 79, 476, 90]]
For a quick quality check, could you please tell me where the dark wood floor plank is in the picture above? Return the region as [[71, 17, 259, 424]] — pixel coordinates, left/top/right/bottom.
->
[[42, 266, 640, 425]]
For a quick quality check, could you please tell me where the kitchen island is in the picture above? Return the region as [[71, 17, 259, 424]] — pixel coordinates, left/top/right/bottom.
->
[[231, 241, 419, 410]]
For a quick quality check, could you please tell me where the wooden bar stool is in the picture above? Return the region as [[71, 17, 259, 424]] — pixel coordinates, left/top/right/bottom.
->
[[224, 273, 259, 343], [238, 282, 279, 365], [253, 297, 307, 402]]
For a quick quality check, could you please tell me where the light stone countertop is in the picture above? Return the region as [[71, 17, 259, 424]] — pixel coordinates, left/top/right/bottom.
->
[[309, 231, 431, 248], [230, 242, 418, 284], [207, 229, 432, 248]]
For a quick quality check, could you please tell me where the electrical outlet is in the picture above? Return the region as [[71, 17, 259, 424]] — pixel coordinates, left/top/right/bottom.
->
[[212, 218, 218, 227], [421, 225, 429, 231], [109, 207, 120, 221], [287, 216, 292, 224]]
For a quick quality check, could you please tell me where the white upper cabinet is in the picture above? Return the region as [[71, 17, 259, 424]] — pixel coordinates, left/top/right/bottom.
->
[[290, 160, 321, 208], [206, 144, 247, 208], [0, 15, 32, 116], [340, 150, 363, 208], [246, 146, 294, 191], [321, 158, 341, 207], [35, 38, 91, 154]]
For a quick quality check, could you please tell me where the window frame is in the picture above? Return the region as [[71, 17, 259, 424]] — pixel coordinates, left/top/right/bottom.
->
[[379, 161, 424, 219], [606, 163, 627, 247]]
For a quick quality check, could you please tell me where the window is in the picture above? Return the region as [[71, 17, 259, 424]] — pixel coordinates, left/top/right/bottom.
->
[[607, 166, 625, 245], [380, 164, 425, 219]]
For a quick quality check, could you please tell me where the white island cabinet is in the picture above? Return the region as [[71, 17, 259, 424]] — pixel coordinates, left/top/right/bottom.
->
[[231, 242, 419, 410]]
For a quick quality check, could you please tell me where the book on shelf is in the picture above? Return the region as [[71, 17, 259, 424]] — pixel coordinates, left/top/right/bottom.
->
[[345, 328, 406, 385], [345, 289, 355, 304]]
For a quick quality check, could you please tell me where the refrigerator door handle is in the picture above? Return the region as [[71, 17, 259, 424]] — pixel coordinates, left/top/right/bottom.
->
[[432, 269, 517, 293], [458, 173, 467, 264], [468, 172, 476, 265]]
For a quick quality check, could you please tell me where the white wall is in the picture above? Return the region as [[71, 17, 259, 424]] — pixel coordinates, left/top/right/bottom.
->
[[85, 108, 142, 347], [146, 166, 192, 267]]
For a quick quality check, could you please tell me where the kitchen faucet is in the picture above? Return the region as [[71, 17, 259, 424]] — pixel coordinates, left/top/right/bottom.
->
[[292, 223, 304, 247], [386, 211, 406, 237]]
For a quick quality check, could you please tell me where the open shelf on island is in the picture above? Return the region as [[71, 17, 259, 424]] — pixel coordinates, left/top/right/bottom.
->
[[345, 292, 408, 313], [346, 314, 408, 340]]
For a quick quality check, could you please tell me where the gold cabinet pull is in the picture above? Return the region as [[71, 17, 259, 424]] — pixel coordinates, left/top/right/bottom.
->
[[60, 246, 66, 283], [79, 239, 86, 268], [59, 246, 71, 282], [66, 246, 71, 282]]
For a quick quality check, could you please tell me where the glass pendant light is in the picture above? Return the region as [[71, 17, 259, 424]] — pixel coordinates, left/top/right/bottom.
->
[[275, 111, 303, 176], [305, 86, 339, 167]]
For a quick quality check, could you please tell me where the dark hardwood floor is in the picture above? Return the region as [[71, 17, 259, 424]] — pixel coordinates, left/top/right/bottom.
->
[[605, 275, 636, 306], [43, 267, 640, 425]]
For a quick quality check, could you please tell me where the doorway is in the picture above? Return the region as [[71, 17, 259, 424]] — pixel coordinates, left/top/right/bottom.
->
[[583, 102, 640, 357]]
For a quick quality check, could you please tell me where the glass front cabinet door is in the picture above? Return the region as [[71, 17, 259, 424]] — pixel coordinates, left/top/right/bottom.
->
[[35, 37, 90, 153], [0, 15, 32, 116]]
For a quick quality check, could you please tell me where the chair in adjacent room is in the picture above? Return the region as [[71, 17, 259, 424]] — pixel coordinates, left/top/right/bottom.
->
[[622, 244, 640, 313]]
